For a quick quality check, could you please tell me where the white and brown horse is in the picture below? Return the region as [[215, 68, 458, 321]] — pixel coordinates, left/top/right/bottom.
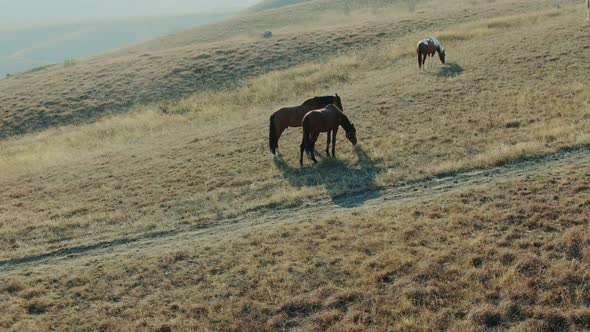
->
[[417, 37, 446, 69]]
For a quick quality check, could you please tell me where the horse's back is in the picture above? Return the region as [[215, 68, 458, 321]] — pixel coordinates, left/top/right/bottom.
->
[[303, 104, 341, 132], [273, 96, 339, 128], [273, 106, 309, 127], [418, 37, 441, 53], [302, 96, 334, 108], [302, 109, 324, 126]]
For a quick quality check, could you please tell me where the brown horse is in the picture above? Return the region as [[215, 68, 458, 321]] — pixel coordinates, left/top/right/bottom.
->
[[300, 104, 357, 166], [269, 94, 343, 155], [417, 36, 446, 69]]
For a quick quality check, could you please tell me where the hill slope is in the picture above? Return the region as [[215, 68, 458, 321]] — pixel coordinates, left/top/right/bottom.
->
[[0, 1, 588, 259], [1, 138, 589, 331], [0, 0, 589, 330], [0, 0, 557, 138]]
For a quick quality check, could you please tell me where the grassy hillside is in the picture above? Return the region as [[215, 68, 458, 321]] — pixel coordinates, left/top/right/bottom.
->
[[1, 146, 588, 330], [0, 0, 558, 138], [0, 1, 588, 257], [0, 11, 237, 78], [0, 0, 589, 330]]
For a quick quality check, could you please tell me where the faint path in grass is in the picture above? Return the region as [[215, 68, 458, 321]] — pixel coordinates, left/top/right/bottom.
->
[[0, 144, 589, 273]]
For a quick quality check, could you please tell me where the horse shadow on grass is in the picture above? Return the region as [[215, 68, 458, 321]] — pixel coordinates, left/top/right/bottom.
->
[[273, 146, 381, 208], [437, 63, 464, 77]]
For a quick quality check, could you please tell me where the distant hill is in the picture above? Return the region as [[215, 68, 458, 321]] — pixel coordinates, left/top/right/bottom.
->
[[0, 11, 236, 77], [249, 0, 307, 12]]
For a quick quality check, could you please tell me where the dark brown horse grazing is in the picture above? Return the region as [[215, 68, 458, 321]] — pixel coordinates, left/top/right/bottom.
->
[[300, 104, 357, 166], [417, 36, 446, 69], [269, 94, 343, 155]]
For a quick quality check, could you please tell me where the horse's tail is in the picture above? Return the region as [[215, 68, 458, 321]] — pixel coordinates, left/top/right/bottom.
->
[[302, 116, 313, 155], [269, 114, 278, 155]]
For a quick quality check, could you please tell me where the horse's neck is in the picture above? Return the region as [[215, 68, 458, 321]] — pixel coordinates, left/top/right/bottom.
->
[[338, 112, 352, 131], [429, 38, 442, 52]]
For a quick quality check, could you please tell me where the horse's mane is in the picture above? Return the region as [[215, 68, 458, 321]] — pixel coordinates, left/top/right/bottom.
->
[[430, 37, 444, 52], [301, 95, 335, 107]]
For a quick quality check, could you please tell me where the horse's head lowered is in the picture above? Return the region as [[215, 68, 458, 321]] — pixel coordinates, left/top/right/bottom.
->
[[334, 93, 343, 112], [438, 47, 446, 64], [346, 124, 357, 145]]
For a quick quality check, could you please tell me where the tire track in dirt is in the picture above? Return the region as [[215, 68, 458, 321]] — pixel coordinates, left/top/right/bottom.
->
[[0, 145, 588, 273]]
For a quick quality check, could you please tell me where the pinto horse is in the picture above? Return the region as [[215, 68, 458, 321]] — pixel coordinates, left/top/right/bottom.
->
[[300, 104, 357, 166], [417, 37, 446, 69], [269, 94, 344, 156]]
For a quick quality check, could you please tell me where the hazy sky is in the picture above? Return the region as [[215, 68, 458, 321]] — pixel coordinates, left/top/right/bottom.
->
[[0, 0, 260, 26]]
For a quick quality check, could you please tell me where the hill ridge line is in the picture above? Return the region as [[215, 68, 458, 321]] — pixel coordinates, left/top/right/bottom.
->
[[1, 145, 588, 273]]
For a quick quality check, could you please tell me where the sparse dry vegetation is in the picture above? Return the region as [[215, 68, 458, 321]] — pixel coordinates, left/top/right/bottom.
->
[[0, 0, 567, 137], [0, 2, 588, 260], [1, 155, 588, 331], [1, 0, 589, 330]]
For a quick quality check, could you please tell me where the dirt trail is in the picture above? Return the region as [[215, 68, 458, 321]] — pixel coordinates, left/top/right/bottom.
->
[[0, 145, 588, 273]]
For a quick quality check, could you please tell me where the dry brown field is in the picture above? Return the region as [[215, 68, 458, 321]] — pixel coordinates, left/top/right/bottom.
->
[[0, 0, 589, 330], [0, 0, 564, 137]]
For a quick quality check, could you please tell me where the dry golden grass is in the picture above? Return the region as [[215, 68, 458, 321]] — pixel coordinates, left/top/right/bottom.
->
[[0, 151, 588, 331], [0, 3, 589, 261], [0, 1, 589, 330], [0, 0, 562, 137], [0, 6, 579, 173]]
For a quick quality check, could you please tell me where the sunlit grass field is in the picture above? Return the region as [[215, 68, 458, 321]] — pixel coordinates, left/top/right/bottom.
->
[[0, 0, 589, 330], [0, 0, 564, 137], [1, 2, 589, 258], [1, 148, 588, 331]]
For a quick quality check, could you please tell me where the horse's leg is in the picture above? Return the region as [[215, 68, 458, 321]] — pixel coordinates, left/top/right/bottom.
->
[[311, 132, 320, 164], [275, 125, 286, 156], [332, 128, 338, 158], [326, 131, 331, 157], [420, 53, 424, 70], [418, 51, 422, 70], [300, 137, 305, 166], [421, 53, 426, 71]]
